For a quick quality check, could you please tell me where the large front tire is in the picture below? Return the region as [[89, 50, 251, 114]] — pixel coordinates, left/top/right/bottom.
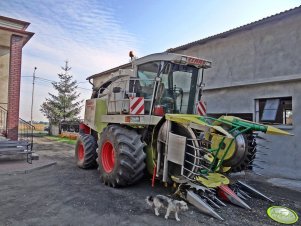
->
[[97, 125, 146, 187], [75, 134, 98, 169]]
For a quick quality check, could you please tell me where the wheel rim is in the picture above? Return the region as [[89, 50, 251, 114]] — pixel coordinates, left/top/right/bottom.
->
[[101, 141, 115, 173], [78, 142, 85, 161]]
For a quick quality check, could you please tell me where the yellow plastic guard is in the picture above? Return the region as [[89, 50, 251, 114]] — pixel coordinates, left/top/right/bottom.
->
[[219, 166, 231, 173], [165, 114, 208, 126], [165, 114, 233, 138], [204, 153, 214, 163], [266, 126, 293, 136], [195, 173, 229, 188], [208, 133, 236, 160]]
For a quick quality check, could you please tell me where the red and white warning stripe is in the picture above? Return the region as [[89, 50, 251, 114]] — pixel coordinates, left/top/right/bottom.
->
[[197, 100, 207, 116], [130, 97, 145, 115]]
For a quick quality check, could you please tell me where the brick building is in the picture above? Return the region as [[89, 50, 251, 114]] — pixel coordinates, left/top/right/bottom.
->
[[0, 16, 34, 140]]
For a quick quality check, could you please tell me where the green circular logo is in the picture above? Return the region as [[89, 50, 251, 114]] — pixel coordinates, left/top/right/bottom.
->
[[267, 206, 299, 224]]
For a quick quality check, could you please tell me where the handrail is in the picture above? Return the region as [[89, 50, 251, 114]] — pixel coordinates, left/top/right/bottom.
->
[[18, 118, 35, 148], [19, 118, 35, 130], [0, 106, 7, 111], [18, 118, 35, 163], [0, 106, 7, 137]]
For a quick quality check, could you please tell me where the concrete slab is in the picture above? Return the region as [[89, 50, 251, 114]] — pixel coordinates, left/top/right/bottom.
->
[[0, 157, 56, 175], [31, 152, 39, 160], [229, 171, 301, 193], [267, 178, 301, 193]]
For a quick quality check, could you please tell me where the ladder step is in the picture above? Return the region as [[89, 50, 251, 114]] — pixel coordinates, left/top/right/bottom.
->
[[0, 147, 31, 155], [0, 141, 29, 148]]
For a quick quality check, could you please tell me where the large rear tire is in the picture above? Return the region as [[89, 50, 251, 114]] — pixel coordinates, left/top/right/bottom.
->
[[97, 125, 146, 187], [75, 134, 98, 169]]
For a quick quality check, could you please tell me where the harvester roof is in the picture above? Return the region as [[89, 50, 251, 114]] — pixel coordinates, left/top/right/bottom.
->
[[132, 52, 212, 69], [87, 52, 211, 80]]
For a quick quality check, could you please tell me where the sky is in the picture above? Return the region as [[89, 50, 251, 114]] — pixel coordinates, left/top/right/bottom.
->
[[0, 0, 300, 122]]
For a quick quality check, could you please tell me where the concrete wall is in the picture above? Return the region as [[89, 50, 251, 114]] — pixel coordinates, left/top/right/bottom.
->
[[0, 51, 9, 109], [205, 82, 301, 180], [177, 13, 301, 88], [173, 13, 301, 179]]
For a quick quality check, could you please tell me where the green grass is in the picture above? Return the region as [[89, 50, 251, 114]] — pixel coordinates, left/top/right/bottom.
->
[[46, 135, 77, 145], [32, 131, 48, 137]]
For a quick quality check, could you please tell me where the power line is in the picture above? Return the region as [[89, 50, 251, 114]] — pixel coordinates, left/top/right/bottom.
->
[[78, 87, 92, 91], [36, 76, 54, 82], [22, 75, 88, 84], [22, 75, 91, 91], [77, 81, 88, 84]]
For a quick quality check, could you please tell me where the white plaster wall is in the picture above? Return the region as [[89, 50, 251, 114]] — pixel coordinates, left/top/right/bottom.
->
[[173, 13, 301, 179], [204, 82, 301, 179], [178, 13, 301, 87]]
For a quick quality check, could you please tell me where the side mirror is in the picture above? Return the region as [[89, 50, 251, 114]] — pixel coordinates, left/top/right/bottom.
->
[[112, 87, 122, 93]]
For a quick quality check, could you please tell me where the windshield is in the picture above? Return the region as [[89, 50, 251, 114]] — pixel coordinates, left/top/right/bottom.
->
[[137, 61, 199, 115], [156, 62, 199, 114], [136, 61, 160, 99]]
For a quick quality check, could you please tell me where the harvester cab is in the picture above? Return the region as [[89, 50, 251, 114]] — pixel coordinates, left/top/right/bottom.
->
[[131, 53, 211, 116], [76, 52, 292, 220], [91, 52, 210, 117]]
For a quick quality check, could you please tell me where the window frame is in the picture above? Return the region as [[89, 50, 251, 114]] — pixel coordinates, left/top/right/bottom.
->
[[255, 96, 293, 126]]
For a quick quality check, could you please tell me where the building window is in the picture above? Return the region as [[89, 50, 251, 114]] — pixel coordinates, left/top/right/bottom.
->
[[261, 99, 280, 121], [255, 97, 292, 125]]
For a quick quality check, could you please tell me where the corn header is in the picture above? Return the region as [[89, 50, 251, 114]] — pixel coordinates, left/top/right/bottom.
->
[[75, 52, 292, 220]]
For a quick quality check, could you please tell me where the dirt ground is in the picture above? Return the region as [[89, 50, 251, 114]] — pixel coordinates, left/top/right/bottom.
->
[[0, 137, 300, 226]]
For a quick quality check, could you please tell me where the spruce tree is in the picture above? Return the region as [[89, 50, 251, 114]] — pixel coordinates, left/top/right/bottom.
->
[[40, 61, 83, 128]]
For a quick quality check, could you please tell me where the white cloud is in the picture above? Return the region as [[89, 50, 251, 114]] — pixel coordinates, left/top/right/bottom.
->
[[1, 0, 141, 121]]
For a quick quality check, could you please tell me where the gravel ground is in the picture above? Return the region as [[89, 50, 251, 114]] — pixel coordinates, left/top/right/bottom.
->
[[0, 137, 300, 226]]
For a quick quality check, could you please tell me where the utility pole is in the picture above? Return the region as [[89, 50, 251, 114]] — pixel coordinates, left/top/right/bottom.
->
[[30, 67, 37, 125]]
